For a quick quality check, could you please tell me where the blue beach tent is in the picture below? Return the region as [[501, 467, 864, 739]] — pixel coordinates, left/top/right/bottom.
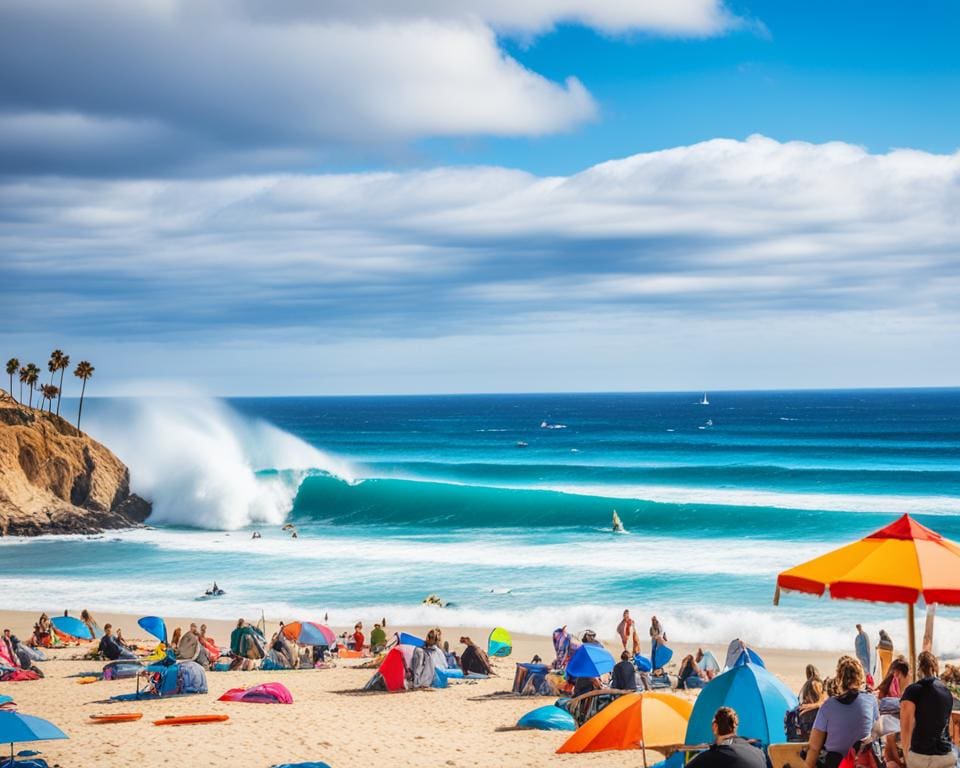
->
[[685, 662, 797, 747], [517, 705, 576, 731], [50, 615, 91, 641], [566, 644, 615, 679], [137, 616, 167, 644]]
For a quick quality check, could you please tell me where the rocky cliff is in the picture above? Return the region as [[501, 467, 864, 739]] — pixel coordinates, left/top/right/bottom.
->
[[0, 390, 151, 535]]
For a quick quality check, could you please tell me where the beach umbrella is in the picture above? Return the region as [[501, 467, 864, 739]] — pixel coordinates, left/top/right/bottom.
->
[[137, 616, 167, 644], [557, 692, 692, 760], [281, 622, 335, 647], [685, 663, 798, 747], [774, 513, 960, 677], [49, 615, 92, 641], [566, 644, 615, 678], [0, 711, 68, 765], [487, 627, 513, 657], [396, 632, 424, 648]]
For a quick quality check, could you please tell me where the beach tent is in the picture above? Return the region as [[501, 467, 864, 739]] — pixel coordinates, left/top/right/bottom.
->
[[49, 616, 91, 642], [775, 514, 960, 678], [137, 616, 167, 644], [566, 644, 615, 679], [518, 705, 576, 731], [488, 627, 512, 657], [685, 662, 797, 747], [512, 663, 550, 694], [111, 660, 207, 701], [219, 682, 293, 704], [0, 641, 16, 669], [363, 647, 407, 692], [102, 660, 144, 680], [557, 692, 692, 758], [281, 622, 335, 647], [724, 640, 764, 671], [395, 632, 424, 648], [0, 711, 67, 767]]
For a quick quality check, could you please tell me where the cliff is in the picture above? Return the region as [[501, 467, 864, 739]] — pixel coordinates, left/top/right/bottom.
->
[[0, 390, 151, 536]]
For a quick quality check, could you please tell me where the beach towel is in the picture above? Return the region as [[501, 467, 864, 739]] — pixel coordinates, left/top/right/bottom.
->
[[0, 669, 39, 682]]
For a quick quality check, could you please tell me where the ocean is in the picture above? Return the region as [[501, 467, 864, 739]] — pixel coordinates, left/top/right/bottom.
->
[[2, 389, 959, 655]]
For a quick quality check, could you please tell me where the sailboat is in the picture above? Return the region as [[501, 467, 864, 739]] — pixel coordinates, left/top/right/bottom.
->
[[699, 392, 710, 406]]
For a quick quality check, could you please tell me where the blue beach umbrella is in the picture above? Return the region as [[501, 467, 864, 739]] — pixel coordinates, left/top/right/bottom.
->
[[566, 644, 615, 678], [137, 616, 167, 644], [0, 711, 68, 765], [732, 648, 765, 669], [685, 663, 797, 747], [49, 615, 92, 641]]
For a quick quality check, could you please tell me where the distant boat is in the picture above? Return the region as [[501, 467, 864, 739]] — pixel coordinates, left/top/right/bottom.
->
[[540, 420, 567, 429], [516, 441, 528, 448], [700, 393, 710, 406]]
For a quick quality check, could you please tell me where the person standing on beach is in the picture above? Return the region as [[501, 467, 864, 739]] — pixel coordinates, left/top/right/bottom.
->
[[900, 652, 954, 768], [855, 624, 873, 680], [876, 630, 894, 679], [650, 616, 666, 673], [617, 610, 636, 652]]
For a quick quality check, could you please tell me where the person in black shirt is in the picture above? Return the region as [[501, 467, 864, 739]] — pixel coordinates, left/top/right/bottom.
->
[[98, 623, 136, 661], [687, 707, 767, 768], [900, 652, 954, 768], [611, 650, 638, 691]]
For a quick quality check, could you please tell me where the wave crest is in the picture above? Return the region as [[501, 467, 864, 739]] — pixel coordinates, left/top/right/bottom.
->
[[86, 397, 356, 530]]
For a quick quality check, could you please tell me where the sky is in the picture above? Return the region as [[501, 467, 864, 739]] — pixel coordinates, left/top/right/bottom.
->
[[2, 0, 959, 395]]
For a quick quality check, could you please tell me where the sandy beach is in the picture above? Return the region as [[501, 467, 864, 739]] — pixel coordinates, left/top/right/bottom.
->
[[0, 608, 847, 768]]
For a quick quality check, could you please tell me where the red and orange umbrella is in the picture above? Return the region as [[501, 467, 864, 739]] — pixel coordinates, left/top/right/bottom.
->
[[774, 514, 960, 675]]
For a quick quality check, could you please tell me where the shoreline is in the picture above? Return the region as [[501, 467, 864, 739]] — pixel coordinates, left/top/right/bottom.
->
[[0, 606, 848, 767]]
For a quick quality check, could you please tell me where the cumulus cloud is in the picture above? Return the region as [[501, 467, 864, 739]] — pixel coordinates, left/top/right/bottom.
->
[[0, 0, 736, 176], [4, 136, 960, 353]]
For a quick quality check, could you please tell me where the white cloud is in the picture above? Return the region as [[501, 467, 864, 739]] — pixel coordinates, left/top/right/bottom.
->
[[0, 0, 737, 174]]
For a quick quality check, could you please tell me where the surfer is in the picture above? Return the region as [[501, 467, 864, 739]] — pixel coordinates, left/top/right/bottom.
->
[[251, 531, 261, 539], [612, 510, 626, 534], [205, 582, 225, 597]]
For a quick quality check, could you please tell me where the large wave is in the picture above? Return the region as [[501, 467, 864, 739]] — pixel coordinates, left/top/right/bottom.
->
[[85, 397, 356, 529]]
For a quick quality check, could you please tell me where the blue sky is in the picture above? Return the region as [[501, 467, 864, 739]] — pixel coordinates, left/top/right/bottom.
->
[[2, 1, 959, 395]]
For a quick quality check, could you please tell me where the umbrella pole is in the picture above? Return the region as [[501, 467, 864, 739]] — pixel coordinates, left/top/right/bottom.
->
[[907, 603, 917, 681], [642, 741, 648, 768]]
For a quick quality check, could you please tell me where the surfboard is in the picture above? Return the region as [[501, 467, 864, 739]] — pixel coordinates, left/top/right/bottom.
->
[[153, 715, 229, 726], [77, 676, 99, 685], [652, 643, 674, 669], [90, 713, 143, 723]]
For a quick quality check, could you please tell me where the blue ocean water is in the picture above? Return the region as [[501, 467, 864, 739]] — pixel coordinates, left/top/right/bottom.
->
[[2, 389, 959, 652]]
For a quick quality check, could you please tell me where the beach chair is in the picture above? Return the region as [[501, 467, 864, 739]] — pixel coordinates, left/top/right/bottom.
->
[[564, 689, 632, 727]]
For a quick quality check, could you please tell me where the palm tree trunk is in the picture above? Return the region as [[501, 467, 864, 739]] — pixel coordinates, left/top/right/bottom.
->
[[77, 379, 87, 432], [56, 367, 65, 416], [7, 373, 12, 403], [28, 387, 33, 408], [19, 379, 23, 404]]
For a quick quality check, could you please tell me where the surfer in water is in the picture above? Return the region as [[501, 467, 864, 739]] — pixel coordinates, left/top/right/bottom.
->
[[612, 510, 626, 534], [205, 582, 225, 597]]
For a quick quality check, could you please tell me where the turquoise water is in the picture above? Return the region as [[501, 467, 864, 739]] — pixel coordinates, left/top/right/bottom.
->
[[2, 389, 959, 652]]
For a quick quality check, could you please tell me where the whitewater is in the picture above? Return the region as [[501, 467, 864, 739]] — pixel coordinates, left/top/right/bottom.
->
[[2, 389, 959, 654]]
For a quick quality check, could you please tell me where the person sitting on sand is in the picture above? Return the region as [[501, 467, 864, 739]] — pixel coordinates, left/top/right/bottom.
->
[[170, 627, 182, 651], [686, 707, 766, 768], [611, 650, 639, 691], [427, 628, 449, 670], [370, 623, 387, 654], [409, 629, 441, 688], [178, 623, 210, 669], [697, 648, 721, 680], [459, 636, 494, 676], [900, 652, 954, 768], [877, 658, 910, 700], [98, 623, 136, 661], [351, 622, 365, 654], [31, 613, 52, 648], [678, 654, 702, 690], [114, 627, 136, 652], [804, 656, 881, 768], [198, 624, 218, 660]]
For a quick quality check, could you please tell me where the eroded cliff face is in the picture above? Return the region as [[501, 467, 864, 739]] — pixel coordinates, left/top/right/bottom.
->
[[0, 391, 151, 535]]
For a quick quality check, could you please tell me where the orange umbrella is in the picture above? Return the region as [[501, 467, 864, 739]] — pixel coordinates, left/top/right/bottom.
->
[[557, 691, 692, 763], [774, 514, 960, 676]]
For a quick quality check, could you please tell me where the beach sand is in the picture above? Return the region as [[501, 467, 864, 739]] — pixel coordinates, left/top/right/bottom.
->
[[0, 608, 845, 767]]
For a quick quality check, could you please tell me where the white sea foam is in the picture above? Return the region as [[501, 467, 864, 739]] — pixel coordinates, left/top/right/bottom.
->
[[84, 397, 357, 529]]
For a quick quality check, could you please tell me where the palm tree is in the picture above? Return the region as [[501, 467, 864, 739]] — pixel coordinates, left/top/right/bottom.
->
[[48, 350, 63, 386], [25, 364, 40, 408], [5, 358, 18, 403], [73, 361, 94, 432], [40, 384, 60, 414], [55, 353, 70, 416], [18, 366, 27, 404]]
